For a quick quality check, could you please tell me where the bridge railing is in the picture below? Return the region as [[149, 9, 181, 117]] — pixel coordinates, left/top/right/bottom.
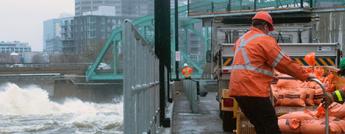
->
[[187, 0, 345, 16], [0, 63, 91, 68], [123, 20, 160, 134]]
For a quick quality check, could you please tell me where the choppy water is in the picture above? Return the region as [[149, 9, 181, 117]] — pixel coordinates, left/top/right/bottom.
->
[[0, 83, 123, 134]]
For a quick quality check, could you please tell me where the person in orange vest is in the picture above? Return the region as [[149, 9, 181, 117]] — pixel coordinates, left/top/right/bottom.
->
[[182, 63, 193, 79], [228, 11, 315, 134]]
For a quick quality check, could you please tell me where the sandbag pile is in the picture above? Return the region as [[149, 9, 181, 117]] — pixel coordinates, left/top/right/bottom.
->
[[278, 103, 345, 134], [272, 81, 324, 107], [271, 67, 342, 107]]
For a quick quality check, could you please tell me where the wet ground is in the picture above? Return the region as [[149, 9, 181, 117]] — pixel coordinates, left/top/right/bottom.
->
[[172, 91, 231, 134]]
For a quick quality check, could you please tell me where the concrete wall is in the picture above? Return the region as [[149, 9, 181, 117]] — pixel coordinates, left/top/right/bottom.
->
[[0, 76, 55, 95], [53, 79, 123, 103]]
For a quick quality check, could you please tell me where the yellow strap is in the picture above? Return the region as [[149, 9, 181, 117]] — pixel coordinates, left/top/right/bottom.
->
[[335, 90, 343, 102]]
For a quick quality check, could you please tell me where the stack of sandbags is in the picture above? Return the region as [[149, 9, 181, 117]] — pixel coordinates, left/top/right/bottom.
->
[[271, 84, 319, 107], [278, 103, 345, 134], [271, 68, 337, 107]]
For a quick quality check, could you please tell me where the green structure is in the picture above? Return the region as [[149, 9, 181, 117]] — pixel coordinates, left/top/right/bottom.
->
[[86, 4, 208, 80], [86, 0, 345, 81]]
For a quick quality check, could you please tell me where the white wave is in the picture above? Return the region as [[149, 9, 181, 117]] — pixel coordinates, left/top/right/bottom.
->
[[0, 83, 123, 116], [0, 83, 123, 133]]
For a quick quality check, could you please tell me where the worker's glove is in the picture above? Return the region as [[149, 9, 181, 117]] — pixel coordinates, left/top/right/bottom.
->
[[332, 90, 345, 104]]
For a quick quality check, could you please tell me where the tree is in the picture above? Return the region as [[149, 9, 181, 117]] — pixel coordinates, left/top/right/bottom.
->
[[32, 54, 45, 63]]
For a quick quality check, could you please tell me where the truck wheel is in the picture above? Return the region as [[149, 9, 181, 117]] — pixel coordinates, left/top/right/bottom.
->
[[222, 111, 236, 132]]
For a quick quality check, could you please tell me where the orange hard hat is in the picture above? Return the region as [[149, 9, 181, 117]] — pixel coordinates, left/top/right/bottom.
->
[[252, 11, 274, 31]]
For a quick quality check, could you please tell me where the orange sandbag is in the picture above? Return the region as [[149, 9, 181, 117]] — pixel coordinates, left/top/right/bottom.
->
[[316, 104, 326, 118], [275, 89, 307, 107], [278, 119, 301, 133], [327, 83, 336, 92], [333, 119, 345, 133], [302, 81, 321, 89], [334, 77, 345, 91], [271, 85, 280, 95], [299, 119, 342, 134], [279, 111, 314, 120], [305, 88, 315, 106], [299, 120, 324, 134], [328, 119, 345, 134], [313, 67, 325, 78], [329, 103, 345, 119], [276, 79, 302, 89], [305, 67, 314, 73], [314, 88, 324, 105], [304, 52, 316, 66]]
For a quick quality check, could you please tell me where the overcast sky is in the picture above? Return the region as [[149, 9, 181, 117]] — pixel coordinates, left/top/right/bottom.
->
[[0, 0, 74, 51]]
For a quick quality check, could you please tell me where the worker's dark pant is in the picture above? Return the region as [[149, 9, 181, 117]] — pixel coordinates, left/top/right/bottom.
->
[[235, 96, 281, 134]]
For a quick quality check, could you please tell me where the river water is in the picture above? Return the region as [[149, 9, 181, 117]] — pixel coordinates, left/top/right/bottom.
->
[[0, 83, 123, 134]]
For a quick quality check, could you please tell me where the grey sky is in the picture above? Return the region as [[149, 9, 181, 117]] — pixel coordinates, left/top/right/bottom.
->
[[0, 0, 74, 51]]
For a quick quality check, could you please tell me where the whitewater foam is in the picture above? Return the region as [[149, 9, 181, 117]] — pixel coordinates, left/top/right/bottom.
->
[[0, 83, 123, 133], [0, 83, 122, 115]]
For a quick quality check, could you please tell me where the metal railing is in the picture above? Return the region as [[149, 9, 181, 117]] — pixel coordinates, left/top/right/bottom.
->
[[182, 79, 200, 113], [0, 63, 91, 68], [123, 20, 160, 134], [187, 0, 345, 16]]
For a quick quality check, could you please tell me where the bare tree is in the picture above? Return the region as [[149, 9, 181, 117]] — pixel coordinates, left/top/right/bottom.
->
[[32, 54, 45, 63]]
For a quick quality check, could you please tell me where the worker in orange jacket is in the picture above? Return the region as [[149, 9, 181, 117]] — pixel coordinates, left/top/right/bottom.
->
[[228, 11, 315, 134], [182, 63, 193, 79]]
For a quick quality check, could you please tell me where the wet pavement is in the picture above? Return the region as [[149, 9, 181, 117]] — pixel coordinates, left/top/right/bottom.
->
[[172, 90, 231, 134]]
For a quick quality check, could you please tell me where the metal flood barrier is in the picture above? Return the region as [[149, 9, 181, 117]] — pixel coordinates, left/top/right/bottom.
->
[[123, 20, 160, 134], [182, 79, 200, 113]]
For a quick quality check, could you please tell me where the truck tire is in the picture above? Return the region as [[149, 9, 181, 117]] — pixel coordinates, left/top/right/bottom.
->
[[222, 111, 236, 132]]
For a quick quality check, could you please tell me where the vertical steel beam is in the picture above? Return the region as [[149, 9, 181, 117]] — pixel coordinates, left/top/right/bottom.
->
[[187, 0, 190, 15], [154, 0, 171, 128], [175, 0, 180, 81]]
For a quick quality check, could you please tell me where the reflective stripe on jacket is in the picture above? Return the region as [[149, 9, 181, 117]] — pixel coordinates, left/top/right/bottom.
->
[[229, 27, 309, 97]]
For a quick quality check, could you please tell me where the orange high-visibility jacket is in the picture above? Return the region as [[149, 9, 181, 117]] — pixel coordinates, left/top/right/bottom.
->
[[182, 66, 193, 78], [229, 27, 309, 97]]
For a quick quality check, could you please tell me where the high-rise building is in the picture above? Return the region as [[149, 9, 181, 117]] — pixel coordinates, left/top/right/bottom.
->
[[60, 18, 75, 53], [0, 41, 31, 53], [121, 0, 154, 18], [75, 0, 154, 18], [61, 15, 124, 54], [75, 0, 122, 16], [43, 17, 73, 54]]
